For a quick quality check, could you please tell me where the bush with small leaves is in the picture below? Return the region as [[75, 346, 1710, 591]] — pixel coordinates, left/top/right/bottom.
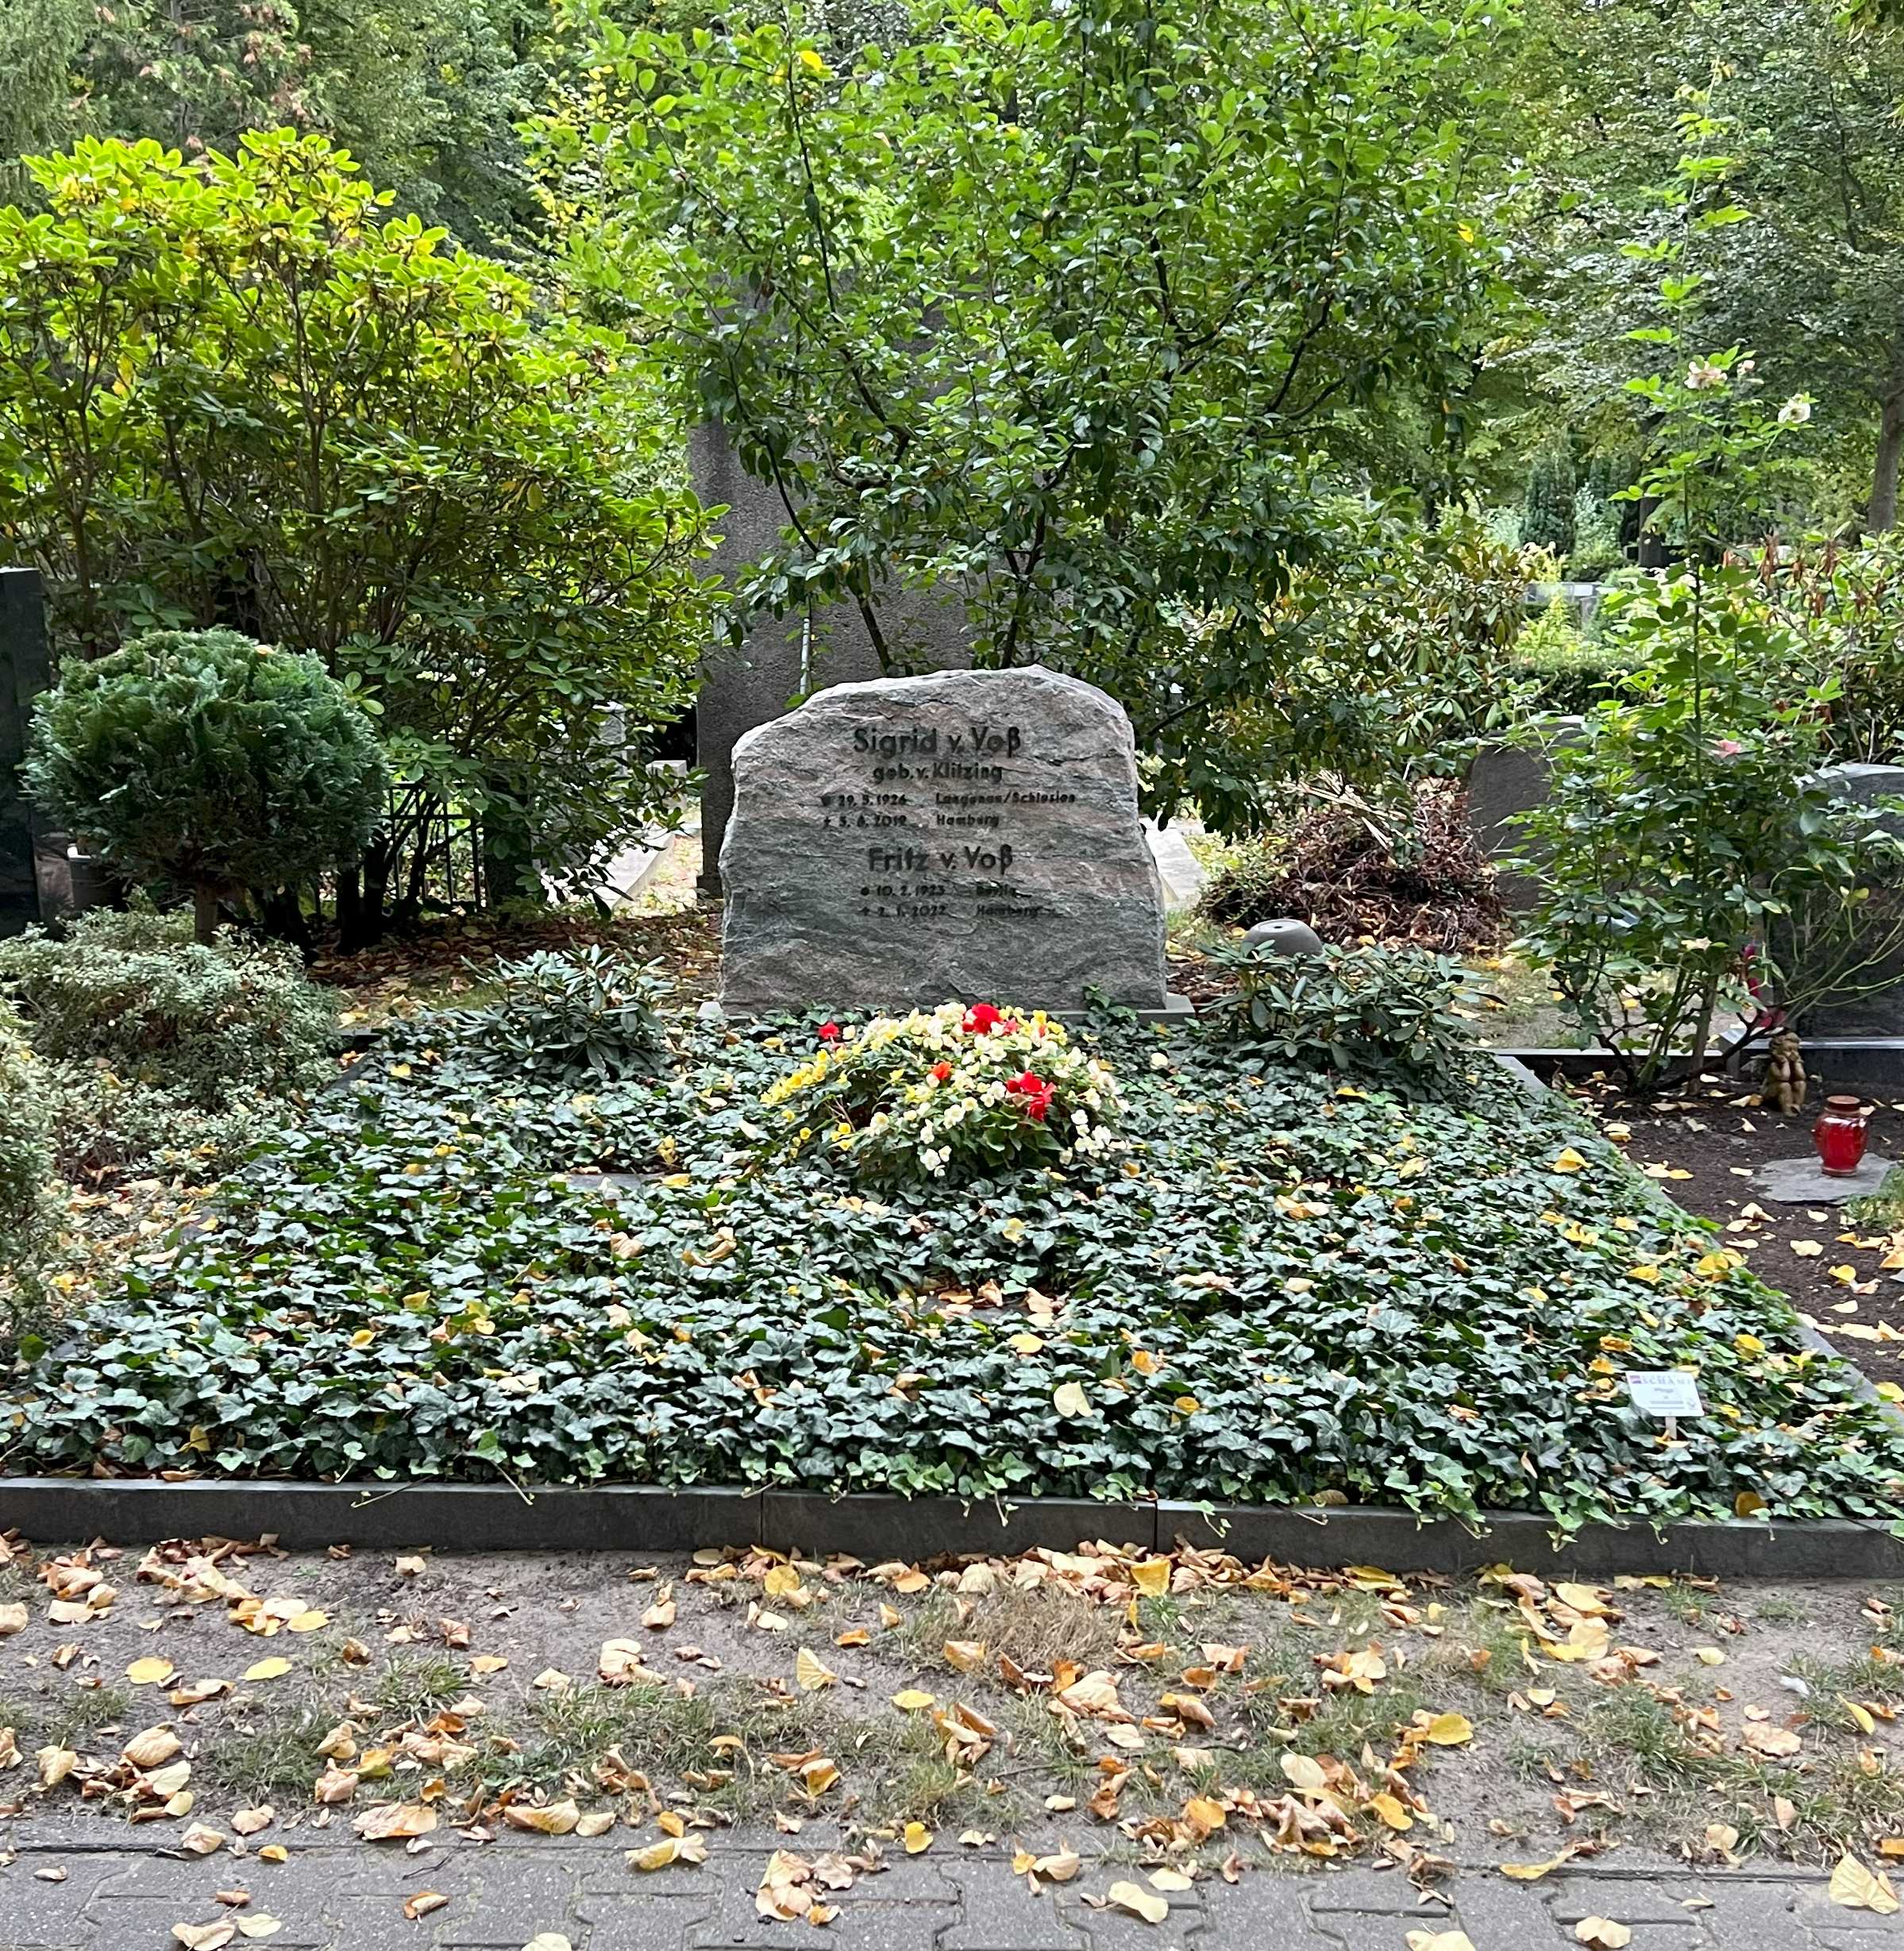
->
[[1511, 596, 1634, 715], [0, 1003, 53, 1257], [0, 909, 335, 1173], [25, 628, 387, 940]]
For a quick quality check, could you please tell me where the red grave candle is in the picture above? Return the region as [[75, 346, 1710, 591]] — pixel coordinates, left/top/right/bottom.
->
[[1813, 1095, 1871, 1177]]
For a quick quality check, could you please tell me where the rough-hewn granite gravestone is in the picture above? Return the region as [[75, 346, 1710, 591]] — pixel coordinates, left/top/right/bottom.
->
[[719, 666, 1171, 1012]]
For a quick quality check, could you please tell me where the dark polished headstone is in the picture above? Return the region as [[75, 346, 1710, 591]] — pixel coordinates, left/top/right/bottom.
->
[[0, 566, 53, 937]]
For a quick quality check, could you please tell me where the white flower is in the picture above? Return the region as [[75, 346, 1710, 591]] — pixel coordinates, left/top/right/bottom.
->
[[1685, 358, 1726, 391], [1778, 395, 1812, 426]]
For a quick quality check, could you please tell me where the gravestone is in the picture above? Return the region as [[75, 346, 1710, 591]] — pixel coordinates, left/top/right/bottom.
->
[[1787, 762, 1904, 1036], [1, 567, 53, 937], [719, 665, 1177, 1014], [1465, 717, 1582, 912]]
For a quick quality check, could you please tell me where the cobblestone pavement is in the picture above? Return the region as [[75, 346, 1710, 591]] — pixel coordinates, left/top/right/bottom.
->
[[6, 1830, 1902, 1951]]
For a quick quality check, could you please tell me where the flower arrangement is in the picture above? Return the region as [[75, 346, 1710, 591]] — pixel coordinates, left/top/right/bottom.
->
[[758, 1001, 1125, 1182]]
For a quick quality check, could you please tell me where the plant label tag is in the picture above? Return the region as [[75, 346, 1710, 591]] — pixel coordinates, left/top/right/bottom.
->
[[1625, 1370, 1704, 1419]]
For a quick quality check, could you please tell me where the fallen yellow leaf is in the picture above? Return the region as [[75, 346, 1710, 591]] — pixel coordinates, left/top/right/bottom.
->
[[1575, 1921, 1632, 1949], [1501, 1847, 1578, 1882], [1105, 1880, 1169, 1925], [503, 1799, 580, 1835], [352, 1803, 437, 1841], [1832, 1853, 1901, 1914], [1421, 1711, 1474, 1746]]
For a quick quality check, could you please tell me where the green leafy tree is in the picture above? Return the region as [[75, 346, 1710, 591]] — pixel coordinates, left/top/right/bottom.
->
[[0, 133, 711, 941], [0, 0, 91, 203], [1508, 195, 1904, 1089], [1506, 0, 1904, 533], [538, 0, 1509, 832], [0, 0, 553, 249], [1211, 500, 1532, 830], [25, 628, 388, 940]]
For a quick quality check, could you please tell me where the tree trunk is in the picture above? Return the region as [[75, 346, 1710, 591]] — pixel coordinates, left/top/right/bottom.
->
[[192, 882, 221, 945], [481, 797, 542, 912], [256, 885, 313, 957], [362, 840, 391, 938], [1871, 387, 1904, 534], [337, 844, 391, 951], [334, 863, 367, 953]]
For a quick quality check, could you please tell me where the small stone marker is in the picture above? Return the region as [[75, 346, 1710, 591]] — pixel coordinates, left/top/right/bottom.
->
[[719, 666, 1176, 1014], [1241, 918, 1325, 956], [1752, 1152, 1894, 1205]]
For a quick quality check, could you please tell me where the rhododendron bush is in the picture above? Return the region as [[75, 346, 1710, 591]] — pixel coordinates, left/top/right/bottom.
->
[[758, 1001, 1124, 1182]]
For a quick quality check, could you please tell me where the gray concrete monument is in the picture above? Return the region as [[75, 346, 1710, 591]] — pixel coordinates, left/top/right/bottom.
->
[[690, 426, 969, 899], [719, 665, 1174, 1013]]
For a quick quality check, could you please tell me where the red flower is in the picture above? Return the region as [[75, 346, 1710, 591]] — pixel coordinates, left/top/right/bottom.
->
[[931, 1060, 952, 1082], [1000, 1017, 1021, 1034], [1005, 1070, 1054, 1122], [962, 1003, 1004, 1034], [818, 1021, 841, 1043]]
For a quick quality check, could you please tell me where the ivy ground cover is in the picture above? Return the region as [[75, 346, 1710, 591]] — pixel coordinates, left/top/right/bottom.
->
[[7, 1012, 1904, 1532]]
